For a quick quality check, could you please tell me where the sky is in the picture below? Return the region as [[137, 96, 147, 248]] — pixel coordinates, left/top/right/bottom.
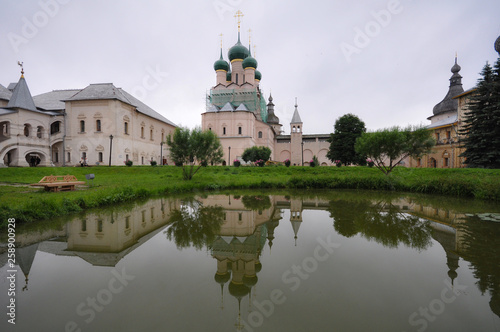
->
[[1, 0, 500, 134]]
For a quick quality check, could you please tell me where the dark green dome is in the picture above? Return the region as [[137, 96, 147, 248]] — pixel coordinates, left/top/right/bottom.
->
[[255, 70, 262, 81], [228, 281, 250, 298], [242, 274, 258, 287], [226, 70, 232, 82], [242, 55, 257, 69], [214, 271, 231, 284], [214, 50, 229, 72], [228, 33, 249, 62]]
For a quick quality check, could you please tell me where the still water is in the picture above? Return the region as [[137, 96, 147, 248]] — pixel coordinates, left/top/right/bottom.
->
[[1, 190, 500, 332]]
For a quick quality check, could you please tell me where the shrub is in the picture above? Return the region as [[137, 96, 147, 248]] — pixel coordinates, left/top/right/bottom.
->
[[255, 159, 265, 167], [125, 160, 133, 167], [234, 159, 241, 167], [284, 159, 291, 167], [150, 160, 157, 166]]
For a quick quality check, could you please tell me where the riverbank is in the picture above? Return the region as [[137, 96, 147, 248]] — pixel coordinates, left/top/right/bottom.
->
[[1, 165, 499, 228]]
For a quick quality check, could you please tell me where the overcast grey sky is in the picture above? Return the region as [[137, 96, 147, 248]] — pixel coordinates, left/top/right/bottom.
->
[[1, 0, 500, 133]]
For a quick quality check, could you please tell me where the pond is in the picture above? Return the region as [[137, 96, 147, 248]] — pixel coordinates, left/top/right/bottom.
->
[[1, 190, 500, 332]]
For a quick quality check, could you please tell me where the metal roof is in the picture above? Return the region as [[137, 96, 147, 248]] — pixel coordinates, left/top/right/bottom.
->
[[427, 114, 458, 129], [0, 84, 12, 101], [7, 76, 38, 112], [33, 89, 80, 111]]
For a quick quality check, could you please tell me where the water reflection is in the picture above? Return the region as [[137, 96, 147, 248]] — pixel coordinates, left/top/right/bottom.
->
[[2, 191, 500, 331]]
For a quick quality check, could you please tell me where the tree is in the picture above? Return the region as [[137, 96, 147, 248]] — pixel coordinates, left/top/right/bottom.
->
[[166, 127, 223, 180], [241, 146, 271, 163], [327, 113, 367, 166], [460, 58, 500, 168], [355, 126, 435, 175]]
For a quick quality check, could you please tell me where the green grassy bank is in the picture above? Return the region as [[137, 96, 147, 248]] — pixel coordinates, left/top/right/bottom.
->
[[1, 165, 499, 229]]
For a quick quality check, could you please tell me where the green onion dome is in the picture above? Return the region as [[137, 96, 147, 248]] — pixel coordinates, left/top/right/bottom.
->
[[214, 50, 230, 72], [242, 46, 257, 69], [228, 33, 249, 62], [228, 281, 250, 299], [255, 70, 262, 81], [226, 70, 232, 82], [214, 271, 231, 285]]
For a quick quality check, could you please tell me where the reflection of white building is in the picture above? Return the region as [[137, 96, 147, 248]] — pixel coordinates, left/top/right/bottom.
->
[[0, 69, 176, 167]]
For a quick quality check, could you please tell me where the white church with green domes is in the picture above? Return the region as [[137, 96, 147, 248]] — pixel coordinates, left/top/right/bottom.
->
[[202, 11, 333, 166]]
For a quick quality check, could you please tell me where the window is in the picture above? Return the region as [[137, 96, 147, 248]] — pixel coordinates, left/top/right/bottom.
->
[[236, 73, 239, 84], [444, 158, 449, 167], [67, 152, 71, 163], [124, 122, 129, 134], [223, 127, 226, 135], [126, 154, 129, 161], [161, 132, 164, 142], [81, 219, 87, 232], [98, 152, 103, 162], [238, 126, 242, 135], [80, 120, 85, 133], [97, 220, 103, 233], [258, 131, 262, 138], [141, 127, 144, 138], [24, 124, 30, 137], [37, 126, 43, 138], [50, 121, 60, 134], [96, 120, 101, 132], [436, 133, 440, 141], [141, 156, 144, 164], [150, 129, 153, 140], [55, 152, 59, 163], [446, 131, 451, 139], [208, 127, 211, 131]]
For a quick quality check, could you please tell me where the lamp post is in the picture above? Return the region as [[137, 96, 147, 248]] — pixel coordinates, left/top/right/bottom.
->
[[228, 146, 231, 166], [301, 141, 304, 166], [108, 135, 113, 166], [160, 141, 164, 166]]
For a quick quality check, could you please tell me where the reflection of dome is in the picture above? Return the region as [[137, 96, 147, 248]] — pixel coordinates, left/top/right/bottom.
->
[[214, 271, 231, 284], [243, 274, 258, 287], [255, 262, 262, 273], [228, 281, 250, 298]]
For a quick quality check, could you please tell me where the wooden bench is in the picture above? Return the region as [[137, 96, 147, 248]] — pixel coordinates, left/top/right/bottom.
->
[[30, 175, 86, 192]]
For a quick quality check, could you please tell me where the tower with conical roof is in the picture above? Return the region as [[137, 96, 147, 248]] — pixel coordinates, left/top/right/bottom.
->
[[431, 56, 464, 118], [290, 100, 303, 165]]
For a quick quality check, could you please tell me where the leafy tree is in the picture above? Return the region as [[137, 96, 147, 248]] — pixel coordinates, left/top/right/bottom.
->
[[327, 113, 367, 166], [166, 127, 223, 180], [460, 58, 500, 168], [355, 126, 435, 175], [241, 146, 271, 163]]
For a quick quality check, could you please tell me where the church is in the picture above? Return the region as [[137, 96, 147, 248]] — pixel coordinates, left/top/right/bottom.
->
[[202, 11, 333, 166]]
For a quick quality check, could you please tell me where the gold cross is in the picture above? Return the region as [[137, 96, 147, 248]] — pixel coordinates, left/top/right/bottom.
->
[[248, 28, 252, 45], [219, 33, 223, 48], [234, 10, 244, 31]]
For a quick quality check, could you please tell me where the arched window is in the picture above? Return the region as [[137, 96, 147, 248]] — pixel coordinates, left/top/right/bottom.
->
[[124, 122, 129, 134], [50, 121, 60, 134], [24, 124, 30, 137], [141, 127, 145, 138], [150, 129, 153, 140], [98, 152, 103, 162], [223, 127, 226, 135], [96, 120, 101, 132], [258, 131, 263, 138], [80, 120, 85, 133], [238, 126, 242, 135], [36, 126, 43, 138]]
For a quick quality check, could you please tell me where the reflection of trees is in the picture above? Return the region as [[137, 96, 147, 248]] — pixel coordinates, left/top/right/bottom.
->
[[241, 195, 271, 211], [328, 199, 433, 250], [458, 217, 500, 318], [165, 200, 224, 250]]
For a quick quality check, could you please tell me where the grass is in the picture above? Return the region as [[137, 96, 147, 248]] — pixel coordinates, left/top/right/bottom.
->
[[1, 165, 499, 229]]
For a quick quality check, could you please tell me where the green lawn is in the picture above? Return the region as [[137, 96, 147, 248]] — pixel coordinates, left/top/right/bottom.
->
[[1, 165, 499, 228]]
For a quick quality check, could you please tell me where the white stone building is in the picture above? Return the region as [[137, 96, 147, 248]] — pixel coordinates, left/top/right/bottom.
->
[[0, 70, 176, 167]]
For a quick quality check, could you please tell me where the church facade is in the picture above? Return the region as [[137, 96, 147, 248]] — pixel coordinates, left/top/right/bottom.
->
[[201, 21, 333, 166], [0, 68, 176, 167]]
